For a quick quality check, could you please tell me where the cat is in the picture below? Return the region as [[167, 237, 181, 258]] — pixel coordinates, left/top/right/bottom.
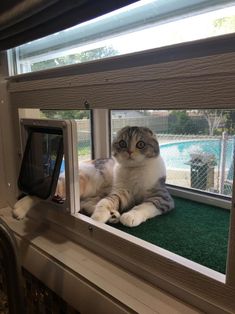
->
[[13, 126, 174, 227]]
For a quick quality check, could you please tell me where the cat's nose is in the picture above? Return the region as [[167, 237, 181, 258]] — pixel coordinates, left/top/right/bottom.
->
[[128, 150, 133, 155]]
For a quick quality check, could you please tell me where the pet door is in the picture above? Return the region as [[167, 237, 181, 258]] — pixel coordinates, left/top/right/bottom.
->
[[18, 119, 79, 214]]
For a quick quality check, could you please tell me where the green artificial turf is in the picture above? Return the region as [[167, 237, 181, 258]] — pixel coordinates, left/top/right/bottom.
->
[[113, 197, 230, 274]]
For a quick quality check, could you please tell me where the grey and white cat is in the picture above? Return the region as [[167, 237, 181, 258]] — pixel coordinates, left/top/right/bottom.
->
[[13, 126, 174, 227]]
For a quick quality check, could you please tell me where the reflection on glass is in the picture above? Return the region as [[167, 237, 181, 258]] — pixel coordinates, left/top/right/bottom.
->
[[10, 2, 235, 75], [18, 129, 63, 199]]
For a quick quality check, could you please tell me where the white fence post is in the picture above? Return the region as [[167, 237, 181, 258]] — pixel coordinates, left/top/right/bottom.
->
[[219, 131, 228, 194]]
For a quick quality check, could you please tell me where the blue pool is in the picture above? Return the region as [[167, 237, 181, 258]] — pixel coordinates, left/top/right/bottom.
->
[[160, 139, 234, 170]]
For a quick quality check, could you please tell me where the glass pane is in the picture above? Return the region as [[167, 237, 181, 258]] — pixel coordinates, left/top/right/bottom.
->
[[18, 128, 63, 199], [111, 109, 235, 197], [40, 110, 92, 161], [8, 1, 235, 75]]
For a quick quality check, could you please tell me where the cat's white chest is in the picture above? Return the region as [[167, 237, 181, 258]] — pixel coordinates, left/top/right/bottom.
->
[[114, 156, 166, 195]]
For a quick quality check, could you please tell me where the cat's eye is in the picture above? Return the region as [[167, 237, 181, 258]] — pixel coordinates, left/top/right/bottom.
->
[[119, 140, 127, 148], [136, 141, 146, 149]]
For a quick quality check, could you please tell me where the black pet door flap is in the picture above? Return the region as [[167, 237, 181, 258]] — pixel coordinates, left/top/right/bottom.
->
[[18, 126, 64, 199]]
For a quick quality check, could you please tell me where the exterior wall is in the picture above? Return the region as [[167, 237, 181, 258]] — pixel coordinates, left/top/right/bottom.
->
[[0, 52, 17, 206], [0, 125, 5, 199]]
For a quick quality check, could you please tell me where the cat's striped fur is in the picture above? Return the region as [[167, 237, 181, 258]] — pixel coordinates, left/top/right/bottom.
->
[[13, 126, 174, 226]]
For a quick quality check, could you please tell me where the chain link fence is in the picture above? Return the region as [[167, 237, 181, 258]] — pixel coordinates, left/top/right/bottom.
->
[[74, 119, 92, 161], [158, 133, 234, 196]]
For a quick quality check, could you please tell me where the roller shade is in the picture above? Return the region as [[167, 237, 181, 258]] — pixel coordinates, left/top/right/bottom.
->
[[1, 0, 235, 51], [0, 0, 138, 51]]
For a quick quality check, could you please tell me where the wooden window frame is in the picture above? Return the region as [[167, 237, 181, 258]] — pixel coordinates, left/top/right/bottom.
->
[[7, 34, 235, 313]]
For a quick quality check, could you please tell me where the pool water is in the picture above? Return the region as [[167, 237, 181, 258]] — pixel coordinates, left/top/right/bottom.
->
[[160, 139, 234, 170]]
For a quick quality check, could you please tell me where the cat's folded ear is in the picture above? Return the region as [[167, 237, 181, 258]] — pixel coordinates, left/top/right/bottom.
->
[[142, 127, 154, 136], [146, 128, 153, 135], [117, 126, 130, 135], [144, 127, 157, 139], [152, 131, 158, 140]]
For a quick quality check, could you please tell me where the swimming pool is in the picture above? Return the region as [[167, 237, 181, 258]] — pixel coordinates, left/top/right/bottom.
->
[[160, 139, 234, 170]]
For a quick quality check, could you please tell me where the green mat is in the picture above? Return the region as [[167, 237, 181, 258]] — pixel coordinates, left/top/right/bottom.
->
[[113, 197, 230, 274]]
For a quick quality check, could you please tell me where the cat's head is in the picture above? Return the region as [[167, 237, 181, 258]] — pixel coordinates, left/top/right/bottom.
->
[[112, 126, 160, 165]]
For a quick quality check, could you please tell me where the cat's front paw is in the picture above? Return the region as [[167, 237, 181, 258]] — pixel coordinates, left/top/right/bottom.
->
[[91, 207, 111, 223], [91, 199, 120, 224], [120, 210, 143, 227], [91, 199, 112, 223], [108, 210, 120, 224]]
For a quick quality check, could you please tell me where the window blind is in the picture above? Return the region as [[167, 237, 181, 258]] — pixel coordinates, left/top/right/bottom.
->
[[0, 0, 138, 51]]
